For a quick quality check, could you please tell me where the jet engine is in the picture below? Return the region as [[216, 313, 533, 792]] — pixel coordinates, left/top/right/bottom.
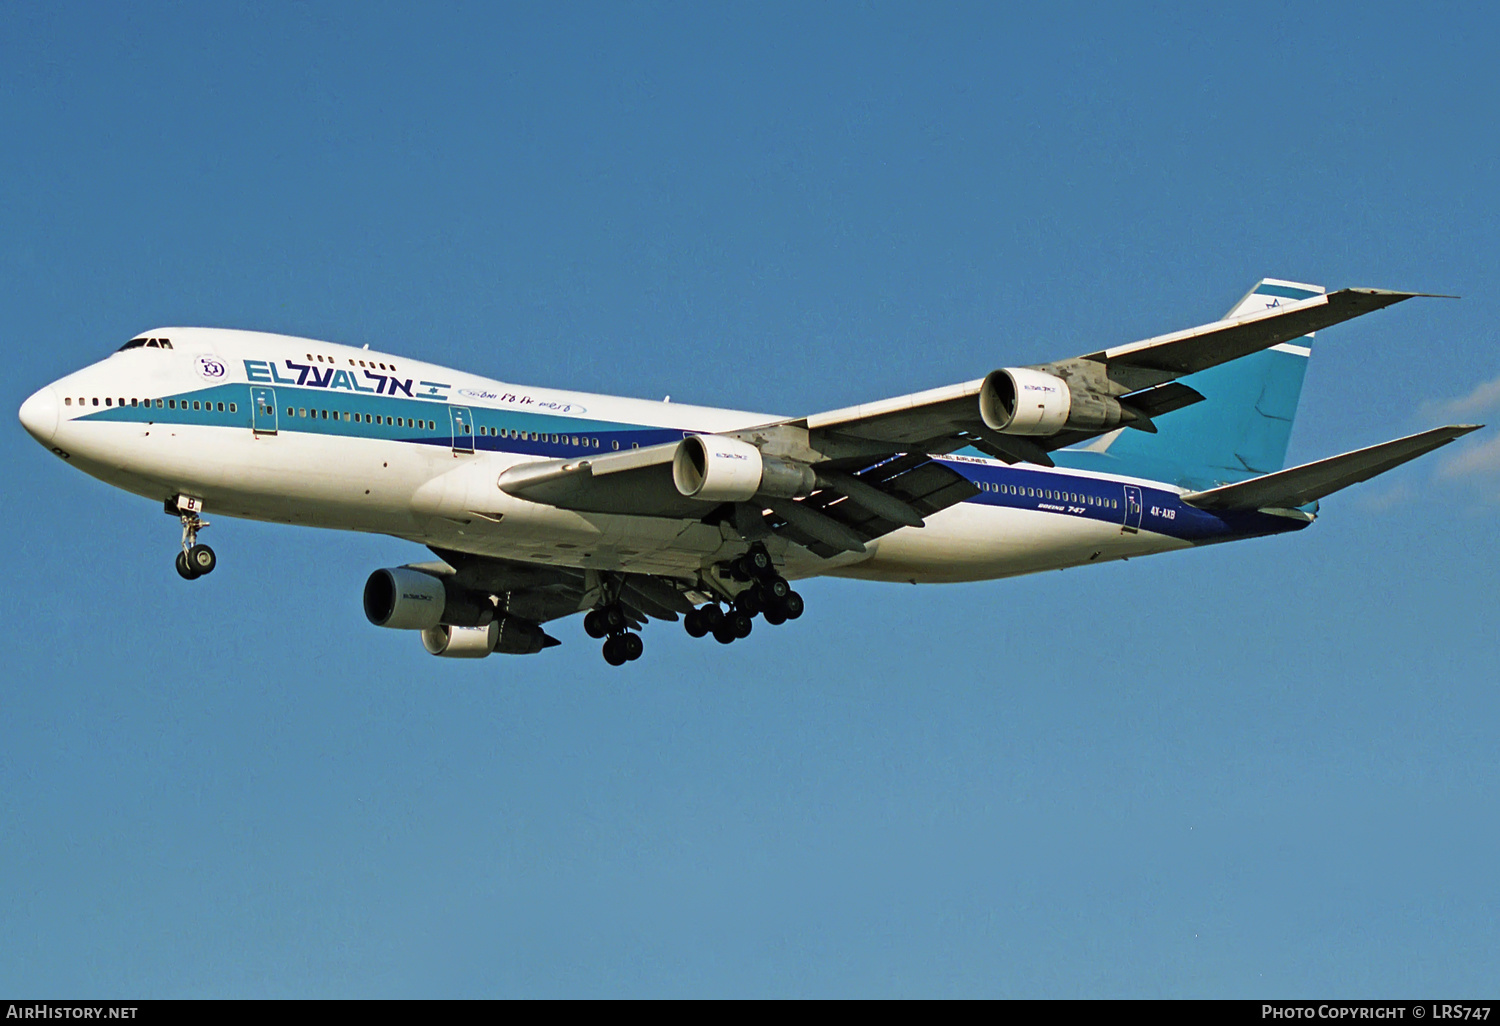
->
[[420, 616, 553, 657], [979, 368, 1132, 436], [365, 567, 554, 657], [672, 434, 815, 502], [363, 566, 446, 630]]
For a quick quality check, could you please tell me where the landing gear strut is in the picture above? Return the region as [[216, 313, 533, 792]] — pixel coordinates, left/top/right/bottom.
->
[[167, 495, 216, 580]]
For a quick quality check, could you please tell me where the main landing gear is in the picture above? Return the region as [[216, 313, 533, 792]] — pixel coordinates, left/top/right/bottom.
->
[[167, 495, 217, 581], [582, 544, 804, 664], [683, 543, 803, 646], [584, 604, 643, 666]]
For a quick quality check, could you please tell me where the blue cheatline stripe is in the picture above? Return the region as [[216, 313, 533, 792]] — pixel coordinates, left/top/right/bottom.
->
[[69, 383, 687, 459], [1254, 283, 1320, 300], [949, 462, 1310, 546]]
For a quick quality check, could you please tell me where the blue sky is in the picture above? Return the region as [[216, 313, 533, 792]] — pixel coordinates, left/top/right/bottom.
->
[[2, 1, 1497, 997]]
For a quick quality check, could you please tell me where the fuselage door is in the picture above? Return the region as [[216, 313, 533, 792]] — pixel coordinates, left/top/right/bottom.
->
[[251, 386, 278, 435], [449, 406, 474, 454], [1122, 485, 1143, 533]]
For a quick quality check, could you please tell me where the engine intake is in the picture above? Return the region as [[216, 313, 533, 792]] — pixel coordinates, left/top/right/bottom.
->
[[364, 567, 446, 630], [672, 435, 814, 502], [979, 368, 1130, 436]]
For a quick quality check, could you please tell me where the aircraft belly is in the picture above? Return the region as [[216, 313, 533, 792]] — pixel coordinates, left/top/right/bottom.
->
[[837, 501, 1189, 583]]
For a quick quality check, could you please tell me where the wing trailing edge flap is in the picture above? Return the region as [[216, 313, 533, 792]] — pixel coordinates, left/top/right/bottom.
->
[[1180, 424, 1482, 511], [766, 453, 980, 558]]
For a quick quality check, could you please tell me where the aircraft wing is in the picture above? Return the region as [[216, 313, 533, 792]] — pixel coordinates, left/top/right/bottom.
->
[[772, 287, 1439, 465], [497, 443, 980, 557], [1179, 424, 1482, 511], [1069, 287, 1432, 377], [491, 284, 1441, 560]]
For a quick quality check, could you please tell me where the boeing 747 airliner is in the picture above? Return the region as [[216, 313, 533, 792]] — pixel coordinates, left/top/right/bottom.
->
[[17, 279, 1480, 664]]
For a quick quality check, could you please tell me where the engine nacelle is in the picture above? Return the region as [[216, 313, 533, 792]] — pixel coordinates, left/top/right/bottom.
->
[[672, 435, 815, 502], [979, 368, 1129, 436], [422, 622, 498, 658], [364, 567, 446, 630], [420, 616, 552, 658]]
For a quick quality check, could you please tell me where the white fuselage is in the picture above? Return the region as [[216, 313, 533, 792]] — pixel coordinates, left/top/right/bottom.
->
[[22, 327, 1266, 588]]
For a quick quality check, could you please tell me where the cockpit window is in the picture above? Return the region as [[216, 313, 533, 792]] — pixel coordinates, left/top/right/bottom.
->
[[117, 337, 173, 351]]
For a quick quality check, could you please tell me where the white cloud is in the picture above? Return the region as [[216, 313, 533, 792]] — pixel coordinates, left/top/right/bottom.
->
[[1423, 374, 1500, 420], [1436, 431, 1500, 480]]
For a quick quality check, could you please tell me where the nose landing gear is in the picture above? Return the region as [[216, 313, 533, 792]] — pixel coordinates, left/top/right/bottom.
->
[[167, 495, 216, 580]]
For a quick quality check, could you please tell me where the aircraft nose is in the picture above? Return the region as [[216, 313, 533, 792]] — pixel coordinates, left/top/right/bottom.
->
[[19, 385, 59, 445]]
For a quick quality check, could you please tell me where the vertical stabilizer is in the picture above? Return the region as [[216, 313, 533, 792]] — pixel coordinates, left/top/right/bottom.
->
[[1054, 278, 1324, 490]]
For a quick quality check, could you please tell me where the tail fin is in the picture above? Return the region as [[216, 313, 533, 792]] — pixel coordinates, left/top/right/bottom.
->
[[1060, 278, 1324, 490]]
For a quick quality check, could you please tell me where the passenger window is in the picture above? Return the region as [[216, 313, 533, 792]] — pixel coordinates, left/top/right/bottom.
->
[[612, 441, 620, 450], [158, 399, 165, 408], [65, 397, 72, 406]]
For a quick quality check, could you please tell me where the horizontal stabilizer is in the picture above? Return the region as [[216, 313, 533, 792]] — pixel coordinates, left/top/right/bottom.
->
[[1180, 424, 1482, 511]]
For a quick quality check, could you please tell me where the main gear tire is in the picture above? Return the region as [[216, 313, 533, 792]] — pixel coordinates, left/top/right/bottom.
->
[[187, 544, 216, 576]]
